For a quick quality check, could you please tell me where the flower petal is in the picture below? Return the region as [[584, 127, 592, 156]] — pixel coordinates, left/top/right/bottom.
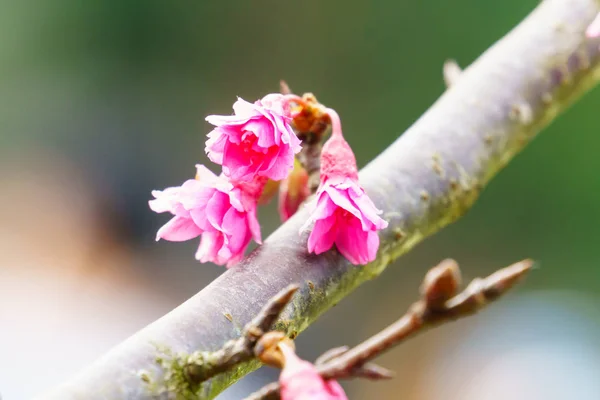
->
[[206, 191, 230, 231], [323, 183, 362, 220], [247, 207, 262, 244], [195, 230, 223, 263], [348, 186, 388, 231], [156, 216, 202, 242], [335, 217, 372, 265], [308, 216, 337, 255]]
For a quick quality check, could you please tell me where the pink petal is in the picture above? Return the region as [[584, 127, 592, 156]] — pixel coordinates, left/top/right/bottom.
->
[[156, 216, 202, 242], [227, 187, 245, 212], [245, 120, 277, 148], [221, 208, 248, 253], [194, 164, 218, 182], [232, 97, 262, 117], [262, 147, 294, 181], [178, 180, 213, 211], [259, 94, 288, 116], [308, 216, 337, 255], [206, 98, 258, 126], [335, 218, 372, 265], [205, 114, 250, 127], [217, 242, 233, 263], [314, 192, 339, 219], [195, 230, 223, 263], [206, 191, 230, 231], [287, 129, 302, 153], [299, 193, 336, 233], [189, 208, 210, 231], [149, 187, 182, 214], [323, 184, 362, 221], [365, 230, 380, 263], [247, 207, 262, 244], [348, 186, 388, 231], [222, 143, 256, 181], [205, 129, 227, 164]]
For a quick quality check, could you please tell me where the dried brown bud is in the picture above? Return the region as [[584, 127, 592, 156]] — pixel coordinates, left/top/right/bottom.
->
[[421, 259, 461, 309], [255, 331, 295, 368], [290, 93, 330, 137], [280, 80, 292, 95]]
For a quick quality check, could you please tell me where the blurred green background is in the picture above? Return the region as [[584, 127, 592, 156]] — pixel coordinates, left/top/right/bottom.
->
[[1, 1, 600, 399]]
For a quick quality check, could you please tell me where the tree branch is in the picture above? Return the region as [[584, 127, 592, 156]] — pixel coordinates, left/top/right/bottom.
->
[[40, 1, 600, 399], [182, 285, 298, 385], [246, 259, 533, 400]]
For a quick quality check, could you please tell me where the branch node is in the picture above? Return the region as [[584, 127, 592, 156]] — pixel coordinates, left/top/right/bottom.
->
[[246, 258, 532, 399], [443, 59, 462, 87], [180, 284, 299, 385]]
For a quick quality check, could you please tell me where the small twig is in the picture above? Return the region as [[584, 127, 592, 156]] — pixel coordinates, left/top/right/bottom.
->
[[443, 59, 462, 88], [280, 80, 292, 95], [245, 259, 533, 399], [315, 346, 394, 380], [283, 92, 330, 193], [183, 285, 298, 384], [296, 140, 323, 193]]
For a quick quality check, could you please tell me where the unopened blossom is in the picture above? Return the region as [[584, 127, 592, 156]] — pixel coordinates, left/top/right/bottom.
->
[[257, 179, 280, 205], [302, 109, 387, 265], [279, 344, 348, 400], [587, 13, 600, 38], [205, 95, 302, 182], [149, 165, 262, 267], [278, 159, 310, 222]]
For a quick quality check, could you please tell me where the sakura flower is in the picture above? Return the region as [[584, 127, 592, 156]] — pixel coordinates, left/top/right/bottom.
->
[[205, 96, 302, 182], [149, 165, 262, 267], [587, 13, 600, 38], [278, 159, 310, 222], [302, 109, 387, 265], [279, 343, 348, 400]]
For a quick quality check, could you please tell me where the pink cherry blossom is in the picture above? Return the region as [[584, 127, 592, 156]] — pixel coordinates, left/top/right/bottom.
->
[[149, 165, 262, 267], [278, 160, 310, 222], [279, 345, 348, 400], [205, 96, 302, 182], [303, 178, 387, 265], [587, 13, 600, 38], [302, 108, 387, 265]]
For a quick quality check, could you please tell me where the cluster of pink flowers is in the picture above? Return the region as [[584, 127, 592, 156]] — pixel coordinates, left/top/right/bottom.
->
[[150, 92, 387, 267]]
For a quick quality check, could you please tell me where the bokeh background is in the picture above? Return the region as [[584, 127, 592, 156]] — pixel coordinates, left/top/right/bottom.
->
[[2, 1, 600, 399]]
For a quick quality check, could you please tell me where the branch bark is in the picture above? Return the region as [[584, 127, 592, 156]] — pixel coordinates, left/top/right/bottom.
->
[[246, 259, 533, 400], [41, 1, 600, 399]]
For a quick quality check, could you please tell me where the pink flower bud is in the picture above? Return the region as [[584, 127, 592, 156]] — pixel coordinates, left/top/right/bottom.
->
[[205, 96, 302, 182], [278, 159, 310, 222], [302, 109, 387, 265], [149, 165, 262, 267], [279, 345, 348, 400]]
